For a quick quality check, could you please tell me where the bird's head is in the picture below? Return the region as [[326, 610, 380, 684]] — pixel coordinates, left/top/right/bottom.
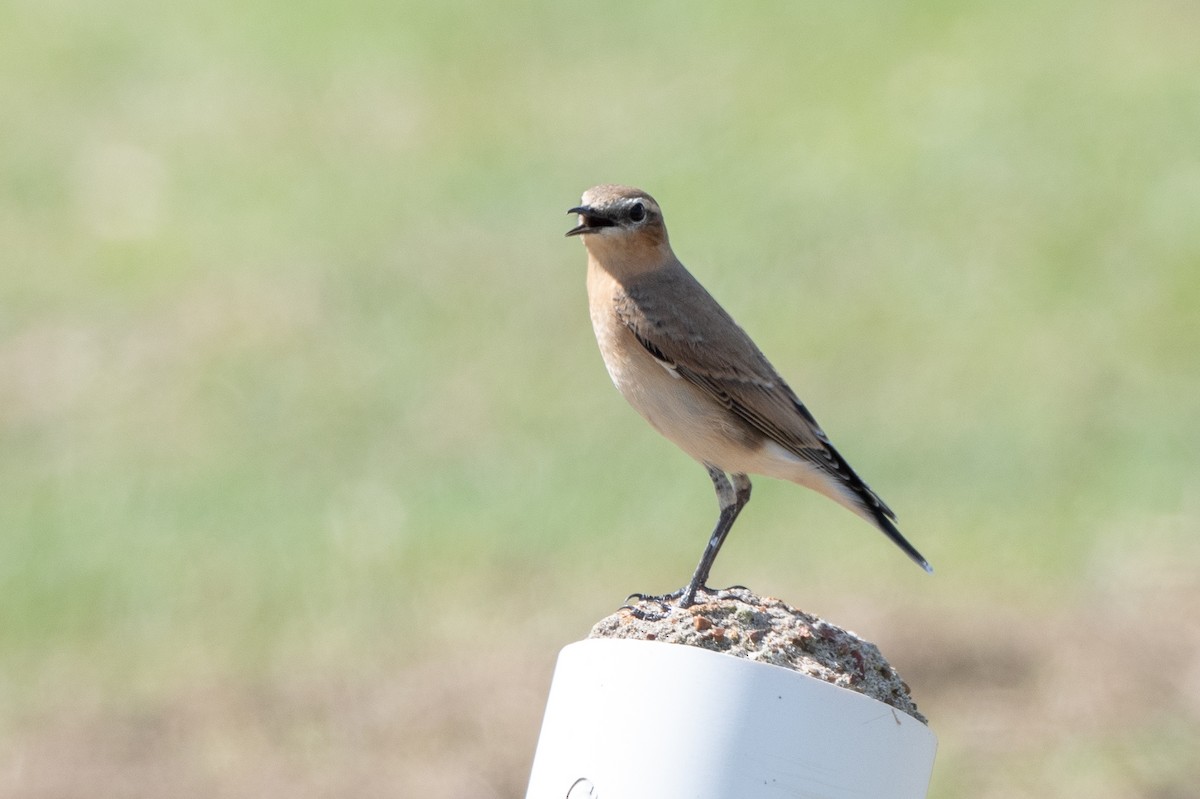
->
[[566, 185, 669, 256]]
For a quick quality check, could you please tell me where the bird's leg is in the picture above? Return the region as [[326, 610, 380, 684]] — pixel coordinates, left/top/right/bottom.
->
[[678, 467, 752, 608]]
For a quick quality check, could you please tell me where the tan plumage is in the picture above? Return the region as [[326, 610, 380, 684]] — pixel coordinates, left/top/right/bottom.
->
[[567, 184, 930, 606]]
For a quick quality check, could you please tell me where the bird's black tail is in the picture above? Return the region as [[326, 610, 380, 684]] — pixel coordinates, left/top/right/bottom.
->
[[867, 503, 933, 574]]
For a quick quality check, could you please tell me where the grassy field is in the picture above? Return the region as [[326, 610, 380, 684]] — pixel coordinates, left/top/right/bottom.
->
[[3, 1, 1199, 796]]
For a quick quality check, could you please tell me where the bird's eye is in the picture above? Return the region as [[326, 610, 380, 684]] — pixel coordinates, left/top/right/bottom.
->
[[628, 202, 646, 223]]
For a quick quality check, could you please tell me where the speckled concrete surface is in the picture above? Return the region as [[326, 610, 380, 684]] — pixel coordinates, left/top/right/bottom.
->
[[588, 586, 927, 723]]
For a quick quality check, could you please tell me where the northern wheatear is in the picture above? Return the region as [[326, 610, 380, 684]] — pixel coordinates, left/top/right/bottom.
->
[[566, 184, 931, 607]]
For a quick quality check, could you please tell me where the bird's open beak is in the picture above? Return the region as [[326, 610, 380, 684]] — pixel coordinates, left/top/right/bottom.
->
[[565, 205, 616, 237]]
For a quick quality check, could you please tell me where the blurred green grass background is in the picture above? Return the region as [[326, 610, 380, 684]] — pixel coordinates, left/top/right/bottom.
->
[[2, 1, 1198, 796]]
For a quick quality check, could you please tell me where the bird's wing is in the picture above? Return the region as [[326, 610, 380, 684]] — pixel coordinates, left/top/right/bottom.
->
[[615, 267, 896, 520]]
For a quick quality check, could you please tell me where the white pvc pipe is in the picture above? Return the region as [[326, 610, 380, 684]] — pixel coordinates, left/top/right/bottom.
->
[[526, 638, 936, 799]]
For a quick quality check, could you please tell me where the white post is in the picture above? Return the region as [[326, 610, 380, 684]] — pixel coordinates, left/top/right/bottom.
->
[[525, 601, 936, 799]]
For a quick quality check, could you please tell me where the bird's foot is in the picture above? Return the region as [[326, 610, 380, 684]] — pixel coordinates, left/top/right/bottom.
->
[[622, 584, 747, 618], [625, 588, 685, 604], [619, 603, 672, 622], [679, 583, 755, 607], [620, 588, 689, 620]]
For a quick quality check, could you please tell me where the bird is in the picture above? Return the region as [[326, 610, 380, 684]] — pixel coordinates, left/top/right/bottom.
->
[[565, 184, 931, 608]]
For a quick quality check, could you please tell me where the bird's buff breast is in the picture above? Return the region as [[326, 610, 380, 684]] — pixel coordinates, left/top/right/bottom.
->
[[587, 266, 760, 471]]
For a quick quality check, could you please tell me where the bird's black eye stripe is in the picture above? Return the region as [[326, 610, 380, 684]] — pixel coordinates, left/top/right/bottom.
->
[[628, 201, 646, 222]]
